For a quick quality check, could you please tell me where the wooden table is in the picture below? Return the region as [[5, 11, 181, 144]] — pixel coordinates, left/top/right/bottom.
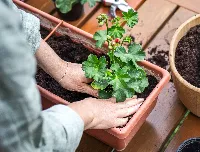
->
[[22, 0, 200, 151]]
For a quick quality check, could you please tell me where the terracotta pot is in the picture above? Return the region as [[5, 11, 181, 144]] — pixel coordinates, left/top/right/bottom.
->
[[170, 14, 200, 117], [55, 2, 84, 21], [14, 0, 170, 150]]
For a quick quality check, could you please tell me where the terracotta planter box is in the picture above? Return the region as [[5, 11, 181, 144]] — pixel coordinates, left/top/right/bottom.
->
[[14, 0, 170, 151]]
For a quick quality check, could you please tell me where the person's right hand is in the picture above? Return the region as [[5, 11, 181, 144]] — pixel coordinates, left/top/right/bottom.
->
[[68, 97, 144, 130]]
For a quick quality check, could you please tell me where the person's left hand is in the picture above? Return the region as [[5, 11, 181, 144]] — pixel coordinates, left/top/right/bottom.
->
[[58, 61, 98, 97]]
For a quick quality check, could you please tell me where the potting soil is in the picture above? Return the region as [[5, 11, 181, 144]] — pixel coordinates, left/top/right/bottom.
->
[[175, 25, 200, 87], [36, 27, 157, 102]]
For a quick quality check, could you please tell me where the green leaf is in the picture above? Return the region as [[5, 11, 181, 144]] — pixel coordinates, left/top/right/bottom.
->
[[128, 75, 149, 93], [93, 30, 107, 48], [111, 16, 121, 26], [123, 36, 132, 43], [109, 64, 135, 101], [82, 55, 107, 81], [128, 43, 145, 61], [113, 89, 126, 102], [127, 66, 149, 93], [114, 46, 127, 61], [91, 80, 109, 90], [55, 0, 78, 13], [128, 66, 146, 79], [114, 44, 145, 64], [108, 25, 125, 39], [81, 0, 96, 7], [122, 9, 138, 28], [99, 90, 112, 99]]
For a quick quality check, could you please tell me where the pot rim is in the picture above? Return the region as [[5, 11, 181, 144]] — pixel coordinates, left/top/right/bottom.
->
[[177, 137, 200, 152], [169, 14, 200, 93]]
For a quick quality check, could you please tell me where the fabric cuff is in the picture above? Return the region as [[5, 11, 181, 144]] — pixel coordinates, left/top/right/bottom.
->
[[43, 104, 84, 151]]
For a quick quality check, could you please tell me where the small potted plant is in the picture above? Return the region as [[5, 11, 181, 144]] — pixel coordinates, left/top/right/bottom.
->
[[170, 14, 200, 117], [54, 0, 97, 21]]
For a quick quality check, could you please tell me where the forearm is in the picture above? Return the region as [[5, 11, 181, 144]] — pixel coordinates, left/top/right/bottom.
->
[[35, 39, 66, 82]]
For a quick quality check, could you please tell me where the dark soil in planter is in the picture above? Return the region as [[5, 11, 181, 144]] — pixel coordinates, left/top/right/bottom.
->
[[40, 26, 50, 39], [136, 75, 157, 98], [37, 27, 158, 102], [37, 27, 93, 102], [175, 25, 200, 87]]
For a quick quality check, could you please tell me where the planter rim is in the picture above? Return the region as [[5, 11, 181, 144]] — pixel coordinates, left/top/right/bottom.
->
[[15, 0, 170, 140], [170, 14, 200, 93], [106, 61, 171, 138], [13, 0, 94, 42]]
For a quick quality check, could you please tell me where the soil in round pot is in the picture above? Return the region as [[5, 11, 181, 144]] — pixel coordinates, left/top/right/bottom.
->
[[37, 27, 158, 125], [175, 25, 200, 88], [56, 2, 84, 21]]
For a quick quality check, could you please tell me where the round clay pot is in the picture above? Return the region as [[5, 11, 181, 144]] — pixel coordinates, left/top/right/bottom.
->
[[169, 14, 200, 117], [177, 138, 200, 152], [56, 2, 84, 21]]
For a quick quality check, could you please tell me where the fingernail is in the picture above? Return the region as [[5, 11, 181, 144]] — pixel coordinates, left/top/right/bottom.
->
[[138, 98, 144, 102], [136, 103, 143, 108], [132, 95, 137, 99]]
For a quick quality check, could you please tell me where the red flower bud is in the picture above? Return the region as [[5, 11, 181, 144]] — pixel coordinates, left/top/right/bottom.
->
[[115, 38, 120, 43]]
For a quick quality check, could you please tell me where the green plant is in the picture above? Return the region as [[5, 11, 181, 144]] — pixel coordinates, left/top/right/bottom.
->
[[82, 9, 149, 102], [55, 0, 97, 14]]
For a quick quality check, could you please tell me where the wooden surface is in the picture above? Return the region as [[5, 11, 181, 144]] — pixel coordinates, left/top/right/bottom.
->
[[53, 3, 100, 27], [165, 113, 200, 152], [26, 0, 55, 13], [118, 7, 198, 152], [146, 7, 196, 70], [22, 0, 200, 152], [124, 0, 177, 48], [81, 0, 146, 34], [76, 133, 113, 152], [119, 83, 186, 152], [167, 0, 200, 14]]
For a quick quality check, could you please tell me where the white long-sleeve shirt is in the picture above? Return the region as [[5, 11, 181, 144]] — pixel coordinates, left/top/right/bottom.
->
[[0, 1, 84, 151]]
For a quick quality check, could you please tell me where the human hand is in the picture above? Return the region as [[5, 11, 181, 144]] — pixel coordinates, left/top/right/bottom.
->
[[58, 61, 98, 97], [68, 96, 144, 130], [35, 40, 97, 97]]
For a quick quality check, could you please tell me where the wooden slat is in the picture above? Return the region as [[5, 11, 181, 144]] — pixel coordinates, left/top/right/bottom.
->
[[117, 7, 197, 152], [165, 113, 200, 152], [118, 83, 186, 152], [167, 0, 200, 14], [53, 3, 100, 27], [81, 0, 145, 34], [25, 0, 55, 14], [76, 133, 113, 152], [124, 0, 177, 48], [146, 7, 196, 70]]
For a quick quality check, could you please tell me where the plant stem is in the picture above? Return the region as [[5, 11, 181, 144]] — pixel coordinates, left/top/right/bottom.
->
[[106, 19, 109, 35], [121, 39, 124, 46]]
